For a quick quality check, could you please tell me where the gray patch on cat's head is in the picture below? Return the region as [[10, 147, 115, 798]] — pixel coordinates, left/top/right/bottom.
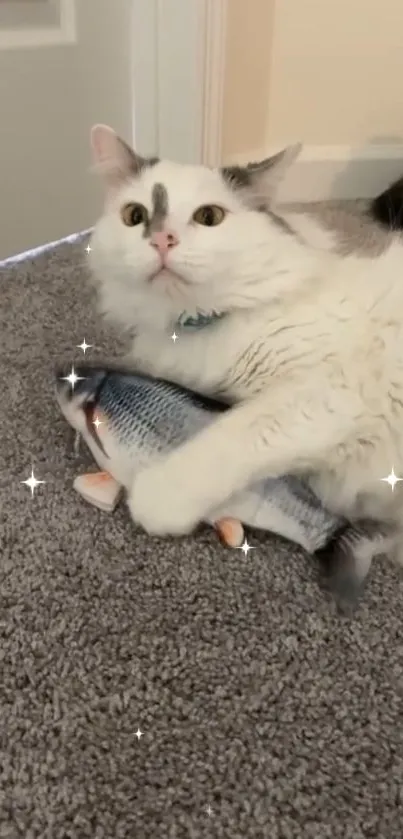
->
[[220, 145, 302, 237], [221, 144, 301, 198], [221, 165, 255, 190], [220, 157, 284, 191], [144, 156, 160, 169], [118, 135, 160, 178], [152, 183, 169, 218], [132, 151, 160, 176], [143, 182, 169, 237], [220, 170, 297, 237]]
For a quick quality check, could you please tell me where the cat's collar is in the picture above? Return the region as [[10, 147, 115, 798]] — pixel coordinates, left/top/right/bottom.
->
[[176, 310, 226, 330]]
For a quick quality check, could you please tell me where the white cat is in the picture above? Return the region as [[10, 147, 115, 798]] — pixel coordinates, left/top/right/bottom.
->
[[88, 124, 403, 551]]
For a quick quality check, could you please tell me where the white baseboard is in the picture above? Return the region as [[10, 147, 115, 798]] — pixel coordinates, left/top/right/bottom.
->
[[223, 145, 403, 203]]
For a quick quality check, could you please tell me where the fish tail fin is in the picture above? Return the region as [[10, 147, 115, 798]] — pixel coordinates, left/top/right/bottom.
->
[[317, 521, 396, 613]]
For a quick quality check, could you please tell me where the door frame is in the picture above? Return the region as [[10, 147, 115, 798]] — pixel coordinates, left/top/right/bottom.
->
[[131, 0, 228, 166]]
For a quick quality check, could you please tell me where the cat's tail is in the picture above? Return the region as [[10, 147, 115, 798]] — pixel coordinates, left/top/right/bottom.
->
[[370, 176, 403, 230]]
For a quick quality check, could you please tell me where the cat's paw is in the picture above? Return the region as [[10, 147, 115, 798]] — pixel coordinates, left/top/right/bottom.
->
[[127, 462, 202, 536]]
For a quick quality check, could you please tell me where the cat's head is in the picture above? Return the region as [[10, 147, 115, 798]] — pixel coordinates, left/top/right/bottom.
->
[[89, 124, 303, 332]]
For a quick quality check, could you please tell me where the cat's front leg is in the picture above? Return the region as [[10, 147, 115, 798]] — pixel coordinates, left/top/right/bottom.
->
[[128, 385, 355, 536]]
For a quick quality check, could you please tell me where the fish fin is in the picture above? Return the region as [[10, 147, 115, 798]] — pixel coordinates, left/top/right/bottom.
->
[[214, 517, 245, 548], [73, 471, 122, 512], [83, 470, 114, 484], [84, 405, 109, 458]]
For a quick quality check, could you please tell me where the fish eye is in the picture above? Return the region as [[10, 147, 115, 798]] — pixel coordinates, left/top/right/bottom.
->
[[121, 202, 149, 227], [192, 205, 226, 227]]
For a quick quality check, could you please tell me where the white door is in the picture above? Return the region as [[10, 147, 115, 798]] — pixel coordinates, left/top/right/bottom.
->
[[0, 0, 135, 260]]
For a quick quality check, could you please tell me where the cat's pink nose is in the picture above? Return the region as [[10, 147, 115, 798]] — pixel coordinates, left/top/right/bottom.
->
[[150, 230, 179, 255]]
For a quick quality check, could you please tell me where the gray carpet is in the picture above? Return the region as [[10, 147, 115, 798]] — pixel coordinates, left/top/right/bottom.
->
[[1, 202, 403, 839]]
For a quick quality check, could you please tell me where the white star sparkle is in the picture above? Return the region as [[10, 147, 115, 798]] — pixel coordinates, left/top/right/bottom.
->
[[21, 469, 45, 497], [77, 338, 92, 354], [237, 539, 255, 556], [205, 805, 213, 817], [380, 467, 403, 491], [85, 244, 92, 255], [62, 366, 85, 391], [93, 416, 103, 429], [135, 728, 143, 740], [171, 332, 178, 342]]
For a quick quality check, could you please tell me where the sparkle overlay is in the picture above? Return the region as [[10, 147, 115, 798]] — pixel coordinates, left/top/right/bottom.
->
[[135, 728, 143, 740], [206, 805, 213, 817], [171, 332, 178, 343], [62, 366, 85, 391], [237, 539, 254, 556], [93, 416, 103, 430], [380, 467, 403, 491], [77, 338, 92, 354], [85, 244, 92, 255], [21, 469, 45, 497]]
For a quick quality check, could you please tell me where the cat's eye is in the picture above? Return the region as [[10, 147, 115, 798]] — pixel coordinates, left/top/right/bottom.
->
[[121, 202, 149, 227], [192, 204, 226, 227]]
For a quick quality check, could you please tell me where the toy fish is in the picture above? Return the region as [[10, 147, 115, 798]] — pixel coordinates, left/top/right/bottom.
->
[[55, 364, 394, 610]]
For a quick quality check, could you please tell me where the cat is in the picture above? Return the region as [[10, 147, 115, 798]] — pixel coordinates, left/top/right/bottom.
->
[[88, 124, 403, 594]]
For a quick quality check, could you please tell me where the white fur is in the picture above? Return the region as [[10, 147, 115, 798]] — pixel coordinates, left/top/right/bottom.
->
[[89, 140, 403, 537]]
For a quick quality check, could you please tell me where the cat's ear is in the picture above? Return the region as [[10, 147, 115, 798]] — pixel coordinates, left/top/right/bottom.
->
[[221, 143, 302, 207], [90, 124, 151, 192], [247, 143, 302, 195]]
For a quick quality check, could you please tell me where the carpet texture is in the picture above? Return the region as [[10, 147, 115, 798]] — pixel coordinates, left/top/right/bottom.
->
[[1, 202, 403, 839]]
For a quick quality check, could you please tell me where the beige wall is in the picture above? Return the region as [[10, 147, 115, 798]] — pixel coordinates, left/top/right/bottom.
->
[[222, 0, 275, 160], [222, 0, 403, 160]]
